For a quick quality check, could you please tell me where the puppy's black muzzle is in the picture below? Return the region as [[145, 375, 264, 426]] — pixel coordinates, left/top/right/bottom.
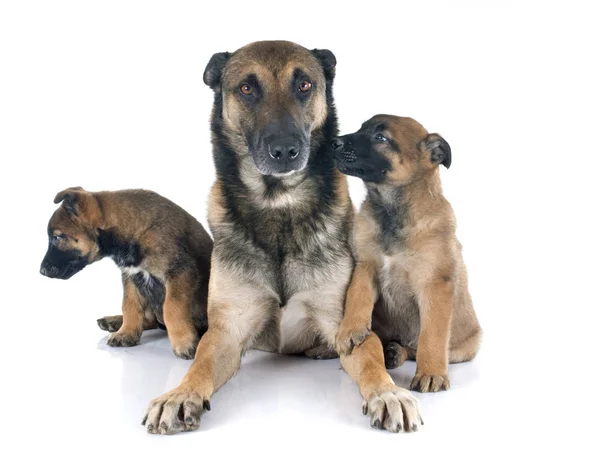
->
[[40, 247, 88, 280], [332, 137, 356, 163], [332, 134, 390, 183]]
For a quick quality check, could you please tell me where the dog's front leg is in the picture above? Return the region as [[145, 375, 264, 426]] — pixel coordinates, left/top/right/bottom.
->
[[143, 264, 273, 435], [142, 315, 246, 434], [106, 274, 145, 347], [335, 262, 377, 355], [411, 280, 453, 392], [341, 333, 423, 432]]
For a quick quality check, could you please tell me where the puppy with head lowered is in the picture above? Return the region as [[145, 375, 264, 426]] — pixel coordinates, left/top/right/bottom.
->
[[40, 187, 213, 359], [333, 115, 481, 392]]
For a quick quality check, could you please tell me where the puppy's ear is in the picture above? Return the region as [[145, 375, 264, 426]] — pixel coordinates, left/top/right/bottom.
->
[[53, 187, 89, 216], [421, 133, 452, 169], [311, 49, 337, 82], [203, 52, 231, 90]]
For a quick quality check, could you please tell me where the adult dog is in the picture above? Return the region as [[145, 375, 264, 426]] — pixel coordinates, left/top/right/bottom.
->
[[143, 41, 422, 434]]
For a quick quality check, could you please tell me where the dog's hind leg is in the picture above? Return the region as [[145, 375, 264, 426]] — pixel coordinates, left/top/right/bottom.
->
[[97, 312, 159, 333], [384, 342, 415, 369], [449, 327, 482, 364], [97, 315, 123, 332], [305, 344, 339, 360]]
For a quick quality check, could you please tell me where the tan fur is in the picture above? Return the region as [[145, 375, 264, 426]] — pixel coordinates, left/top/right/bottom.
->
[[107, 276, 145, 347], [340, 333, 422, 431], [43, 187, 212, 359], [337, 115, 482, 393], [142, 42, 422, 435]]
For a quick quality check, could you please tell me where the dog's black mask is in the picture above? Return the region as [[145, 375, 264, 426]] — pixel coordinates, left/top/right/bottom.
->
[[40, 238, 89, 280]]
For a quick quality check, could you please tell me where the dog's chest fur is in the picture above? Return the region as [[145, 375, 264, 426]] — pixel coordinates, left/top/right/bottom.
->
[[362, 192, 423, 347], [215, 178, 353, 354], [373, 251, 421, 347]]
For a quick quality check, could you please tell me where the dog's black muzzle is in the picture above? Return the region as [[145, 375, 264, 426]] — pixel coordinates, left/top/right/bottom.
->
[[332, 134, 390, 183], [250, 118, 311, 176], [40, 247, 88, 280]]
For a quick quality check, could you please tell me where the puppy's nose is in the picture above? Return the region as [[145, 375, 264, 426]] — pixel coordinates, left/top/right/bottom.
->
[[40, 266, 49, 276], [268, 138, 300, 161], [331, 138, 344, 150]]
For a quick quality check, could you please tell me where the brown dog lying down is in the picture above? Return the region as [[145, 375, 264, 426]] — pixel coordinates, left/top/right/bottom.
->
[[334, 115, 482, 392], [40, 187, 213, 359]]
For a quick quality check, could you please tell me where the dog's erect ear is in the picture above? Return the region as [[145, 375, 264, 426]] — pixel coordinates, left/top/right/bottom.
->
[[421, 133, 452, 169], [203, 52, 231, 90], [311, 49, 337, 82], [53, 187, 86, 216]]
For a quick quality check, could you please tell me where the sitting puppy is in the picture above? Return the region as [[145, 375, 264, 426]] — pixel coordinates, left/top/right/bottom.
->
[[40, 187, 213, 359], [333, 115, 481, 392]]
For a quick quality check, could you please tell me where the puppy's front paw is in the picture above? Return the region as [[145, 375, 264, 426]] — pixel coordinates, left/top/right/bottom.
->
[[143, 386, 211, 435], [335, 322, 370, 356], [107, 330, 141, 347], [410, 374, 450, 393], [363, 385, 423, 433]]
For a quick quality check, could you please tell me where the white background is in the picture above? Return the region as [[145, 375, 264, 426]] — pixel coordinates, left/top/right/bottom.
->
[[1, 1, 598, 453]]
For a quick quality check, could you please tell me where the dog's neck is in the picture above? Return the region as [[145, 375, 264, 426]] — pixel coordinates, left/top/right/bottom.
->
[[365, 184, 408, 253], [365, 173, 444, 251], [92, 192, 145, 268]]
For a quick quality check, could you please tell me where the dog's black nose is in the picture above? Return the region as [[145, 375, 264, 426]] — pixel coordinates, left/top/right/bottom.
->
[[331, 138, 343, 150], [40, 266, 47, 276], [268, 138, 300, 161]]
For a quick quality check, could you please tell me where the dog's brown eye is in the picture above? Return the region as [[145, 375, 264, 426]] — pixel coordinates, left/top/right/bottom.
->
[[240, 84, 253, 95], [299, 80, 312, 92], [375, 133, 388, 143]]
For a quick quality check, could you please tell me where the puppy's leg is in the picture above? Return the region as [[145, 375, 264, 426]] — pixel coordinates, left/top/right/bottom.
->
[[97, 313, 158, 332], [341, 333, 422, 433], [411, 281, 453, 392], [384, 342, 414, 369], [143, 301, 271, 434], [449, 327, 482, 363], [163, 271, 201, 360], [107, 275, 145, 347], [336, 262, 377, 355], [97, 315, 123, 332]]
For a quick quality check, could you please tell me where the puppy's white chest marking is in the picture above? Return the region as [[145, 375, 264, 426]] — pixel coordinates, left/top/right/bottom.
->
[[121, 266, 151, 283]]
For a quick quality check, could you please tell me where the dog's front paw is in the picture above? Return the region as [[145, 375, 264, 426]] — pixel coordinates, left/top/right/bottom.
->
[[107, 330, 141, 347], [335, 321, 370, 356], [143, 387, 211, 435], [97, 315, 123, 332], [410, 374, 450, 393], [363, 385, 423, 433]]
